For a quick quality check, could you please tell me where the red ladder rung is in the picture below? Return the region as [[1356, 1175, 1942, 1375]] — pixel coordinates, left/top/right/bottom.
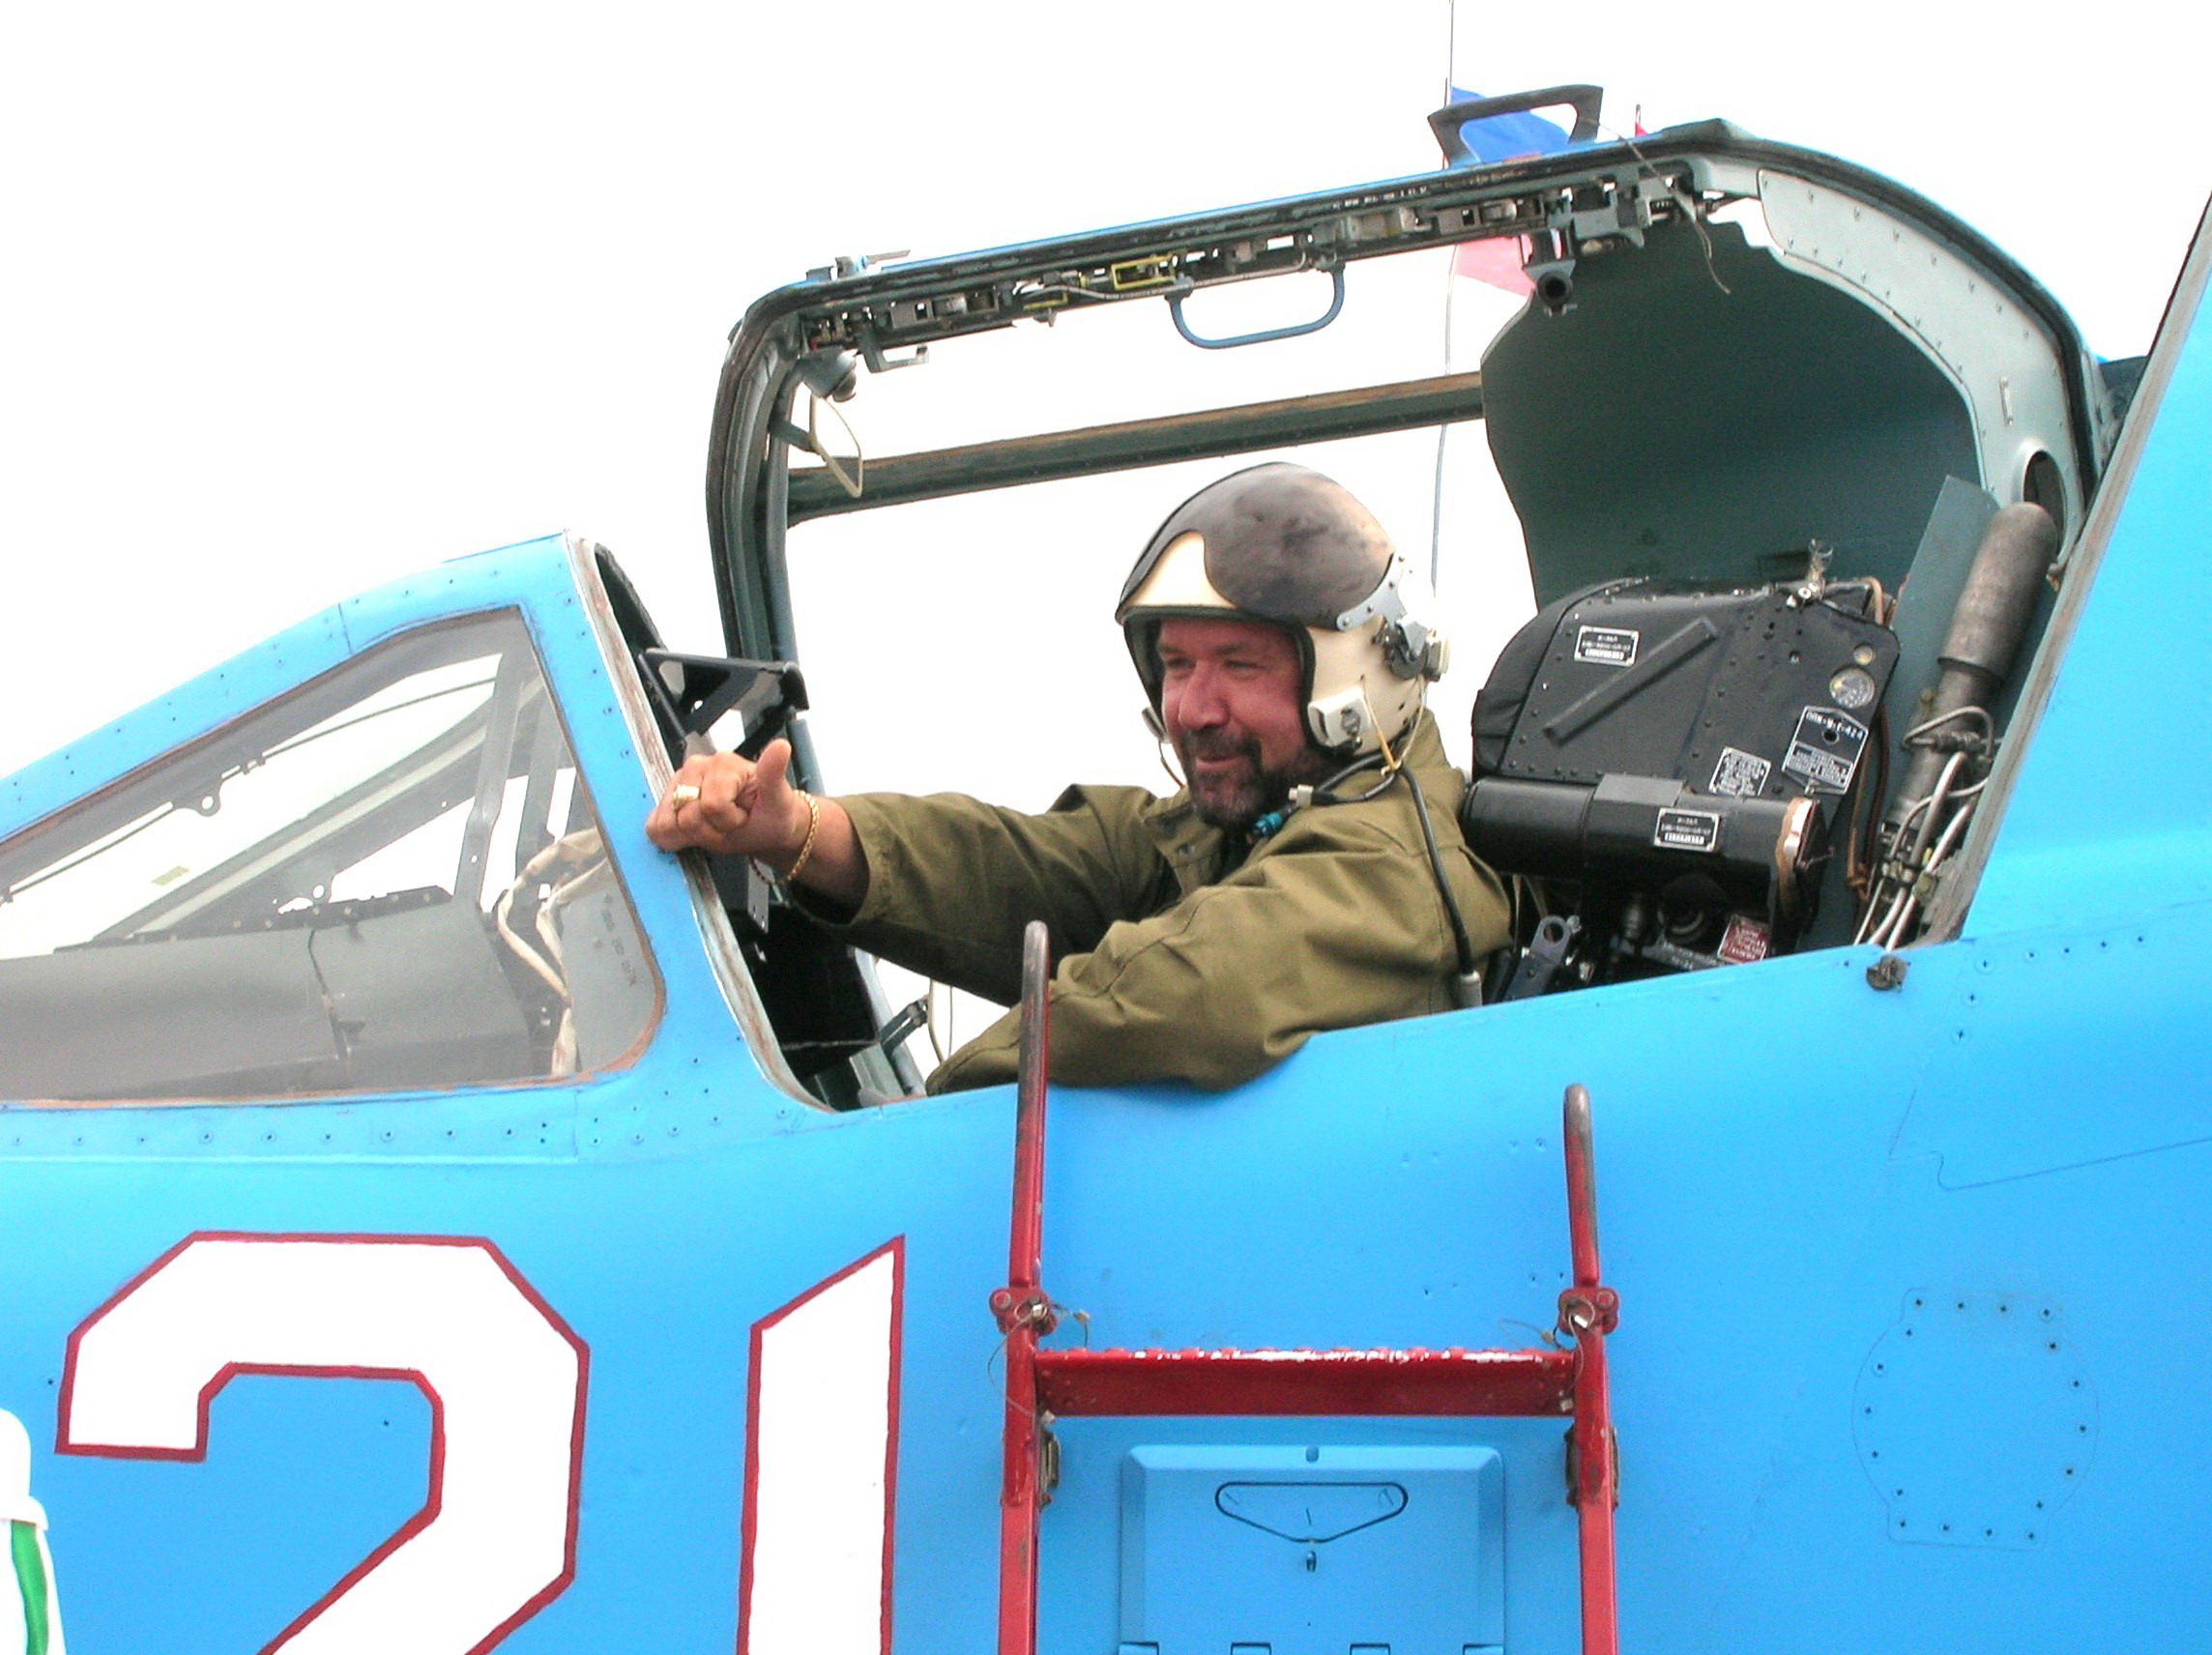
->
[[1033, 1344, 1577, 1417]]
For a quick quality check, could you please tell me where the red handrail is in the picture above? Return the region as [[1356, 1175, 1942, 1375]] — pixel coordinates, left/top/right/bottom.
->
[[988, 926, 1620, 1655], [1560, 1083, 1620, 1655], [990, 923, 1054, 1655]]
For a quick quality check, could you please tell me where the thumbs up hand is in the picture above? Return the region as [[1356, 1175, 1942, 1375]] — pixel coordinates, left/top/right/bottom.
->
[[646, 738, 808, 863]]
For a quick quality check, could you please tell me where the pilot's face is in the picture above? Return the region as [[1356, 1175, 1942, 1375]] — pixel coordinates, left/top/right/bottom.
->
[[1156, 616, 1320, 830]]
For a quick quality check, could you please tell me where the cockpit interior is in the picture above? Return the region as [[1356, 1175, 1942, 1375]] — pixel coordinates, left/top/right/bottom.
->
[[639, 100, 2135, 1106]]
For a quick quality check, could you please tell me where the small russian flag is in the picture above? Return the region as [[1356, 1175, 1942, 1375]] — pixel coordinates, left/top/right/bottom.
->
[[1443, 86, 1576, 165], [1444, 87, 1570, 295], [1443, 89, 1645, 295]]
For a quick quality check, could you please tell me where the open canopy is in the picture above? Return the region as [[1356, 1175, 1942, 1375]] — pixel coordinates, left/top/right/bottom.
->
[[707, 116, 2110, 664]]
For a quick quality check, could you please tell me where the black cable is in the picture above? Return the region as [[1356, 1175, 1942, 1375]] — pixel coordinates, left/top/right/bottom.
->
[[1396, 766, 1478, 979], [1297, 745, 1476, 984], [1311, 750, 1393, 802]]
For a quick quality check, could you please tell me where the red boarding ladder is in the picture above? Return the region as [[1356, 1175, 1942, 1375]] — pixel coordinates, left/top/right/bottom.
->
[[990, 921, 1621, 1655]]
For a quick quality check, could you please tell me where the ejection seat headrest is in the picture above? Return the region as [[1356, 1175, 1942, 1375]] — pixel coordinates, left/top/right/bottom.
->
[[1470, 580, 1631, 777]]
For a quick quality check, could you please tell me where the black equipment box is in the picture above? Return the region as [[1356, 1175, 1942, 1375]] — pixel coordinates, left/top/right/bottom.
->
[[1472, 579, 1900, 801]]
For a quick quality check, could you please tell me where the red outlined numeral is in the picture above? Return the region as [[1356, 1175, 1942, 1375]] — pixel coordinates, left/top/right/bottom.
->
[[738, 1238, 903, 1655], [59, 1234, 587, 1655]]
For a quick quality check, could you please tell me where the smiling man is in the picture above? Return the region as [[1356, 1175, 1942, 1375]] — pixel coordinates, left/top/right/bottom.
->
[[646, 464, 1508, 1093]]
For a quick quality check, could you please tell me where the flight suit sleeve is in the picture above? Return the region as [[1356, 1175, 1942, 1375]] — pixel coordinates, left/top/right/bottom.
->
[[925, 813, 1510, 1093], [809, 786, 1171, 1006]]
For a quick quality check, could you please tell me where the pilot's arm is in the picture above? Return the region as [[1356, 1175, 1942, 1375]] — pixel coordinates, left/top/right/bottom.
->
[[816, 784, 1175, 1005], [925, 806, 1506, 1093], [647, 744, 1173, 1004]]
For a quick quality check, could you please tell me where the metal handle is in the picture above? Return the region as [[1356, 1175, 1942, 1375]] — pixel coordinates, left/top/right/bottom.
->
[[1008, 921, 1052, 1292], [1427, 83, 1603, 165], [1557, 1081, 1619, 1655], [1562, 1084, 1602, 1290], [1168, 266, 1345, 351]]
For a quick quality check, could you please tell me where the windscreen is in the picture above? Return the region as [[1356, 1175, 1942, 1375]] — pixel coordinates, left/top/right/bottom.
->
[[0, 611, 658, 1102]]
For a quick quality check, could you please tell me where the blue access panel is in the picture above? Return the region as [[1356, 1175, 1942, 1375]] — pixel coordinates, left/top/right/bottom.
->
[[1119, 1444, 1504, 1655]]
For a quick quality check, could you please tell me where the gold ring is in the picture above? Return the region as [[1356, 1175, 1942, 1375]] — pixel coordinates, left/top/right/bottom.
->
[[671, 783, 702, 805]]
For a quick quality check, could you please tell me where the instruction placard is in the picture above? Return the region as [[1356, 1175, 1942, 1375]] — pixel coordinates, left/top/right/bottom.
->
[[1718, 914, 1771, 964], [1573, 624, 1640, 668], [1653, 807, 1722, 853], [1709, 746, 1771, 798], [1780, 707, 1870, 795]]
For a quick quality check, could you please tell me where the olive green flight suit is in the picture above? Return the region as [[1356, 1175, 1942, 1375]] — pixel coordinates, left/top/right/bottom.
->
[[820, 712, 1509, 1093]]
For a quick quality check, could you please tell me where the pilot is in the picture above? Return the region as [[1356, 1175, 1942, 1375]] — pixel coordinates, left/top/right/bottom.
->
[[646, 463, 1509, 1093]]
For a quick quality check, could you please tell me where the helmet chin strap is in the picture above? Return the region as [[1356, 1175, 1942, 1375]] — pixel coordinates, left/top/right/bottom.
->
[[1372, 680, 1432, 778], [1142, 706, 1186, 789], [1374, 717, 1403, 776]]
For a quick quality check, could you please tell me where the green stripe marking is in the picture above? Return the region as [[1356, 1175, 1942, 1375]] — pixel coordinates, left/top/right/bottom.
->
[[11, 1521, 47, 1655]]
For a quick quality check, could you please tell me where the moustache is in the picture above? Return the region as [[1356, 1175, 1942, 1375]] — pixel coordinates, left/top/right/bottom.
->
[[1180, 731, 1261, 765]]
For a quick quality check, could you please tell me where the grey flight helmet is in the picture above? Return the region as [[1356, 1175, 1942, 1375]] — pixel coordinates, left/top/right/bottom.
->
[[1115, 463, 1449, 757]]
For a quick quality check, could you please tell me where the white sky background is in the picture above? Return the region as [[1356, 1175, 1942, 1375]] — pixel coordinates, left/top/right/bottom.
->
[[1, 4, 2202, 879]]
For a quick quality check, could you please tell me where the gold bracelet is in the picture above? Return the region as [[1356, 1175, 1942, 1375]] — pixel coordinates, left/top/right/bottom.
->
[[784, 791, 823, 884]]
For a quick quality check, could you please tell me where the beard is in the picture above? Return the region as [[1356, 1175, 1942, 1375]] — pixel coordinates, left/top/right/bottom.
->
[[1175, 729, 1329, 833]]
